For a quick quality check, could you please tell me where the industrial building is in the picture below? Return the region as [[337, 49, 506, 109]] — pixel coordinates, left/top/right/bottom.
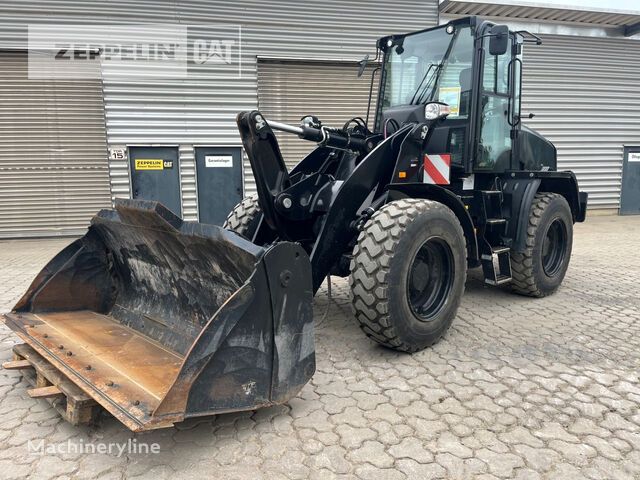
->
[[0, 0, 638, 237]]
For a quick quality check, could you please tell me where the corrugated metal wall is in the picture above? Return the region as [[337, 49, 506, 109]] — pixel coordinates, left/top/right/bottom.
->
[[521, 34, 640, 209], [0, 51, 111, 237], [0, 0, 438, 223], [257, 60, 379, 169]]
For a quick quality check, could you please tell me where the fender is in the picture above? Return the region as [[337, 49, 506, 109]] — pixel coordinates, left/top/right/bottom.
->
[[502, 177, 540, 253], [503, 171, 587, 253], [386, 183, 480, 268]]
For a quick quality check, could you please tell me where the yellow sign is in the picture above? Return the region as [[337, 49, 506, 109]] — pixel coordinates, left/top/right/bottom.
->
[[135, 159, 164, 170], [438, 87, 461, 117]]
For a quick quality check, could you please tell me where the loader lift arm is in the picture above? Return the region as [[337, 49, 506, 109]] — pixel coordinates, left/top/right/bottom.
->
[[237, 110, 410, 292]]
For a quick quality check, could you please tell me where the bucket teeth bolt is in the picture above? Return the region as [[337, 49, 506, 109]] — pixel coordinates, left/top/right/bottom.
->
[[58, 345, 64, 350], [105, 381, 114, 387], [85, 365, 92, 370], [66, 351, 73, 356]]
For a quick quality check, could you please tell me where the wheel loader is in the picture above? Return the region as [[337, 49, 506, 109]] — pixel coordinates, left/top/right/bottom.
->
[[2, 17, 587, 431]]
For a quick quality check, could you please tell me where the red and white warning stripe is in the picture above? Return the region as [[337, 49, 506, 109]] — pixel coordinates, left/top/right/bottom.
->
[[423, 154, 450, 185]]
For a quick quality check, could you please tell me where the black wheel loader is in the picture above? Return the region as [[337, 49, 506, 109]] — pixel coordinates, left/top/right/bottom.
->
[[2, 17, 587, 431]]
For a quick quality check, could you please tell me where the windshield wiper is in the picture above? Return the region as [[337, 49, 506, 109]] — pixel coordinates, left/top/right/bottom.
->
[[409, 62, 442, 105], [411, 29, 459, 105]]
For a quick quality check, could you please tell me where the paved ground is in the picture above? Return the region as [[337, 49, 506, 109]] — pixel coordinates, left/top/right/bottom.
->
[[0, 215, 639, 480]]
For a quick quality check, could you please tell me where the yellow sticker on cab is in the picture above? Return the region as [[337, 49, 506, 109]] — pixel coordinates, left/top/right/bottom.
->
[[438, 87, 461, 117], [135, 159, 164, 170]]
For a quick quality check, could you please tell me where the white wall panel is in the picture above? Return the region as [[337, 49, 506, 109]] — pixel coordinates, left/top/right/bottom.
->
[[521, 34, 640, 208], [0, 51, 111, 237], [258, 60, 379, 170], [0, 0, 439, 222]]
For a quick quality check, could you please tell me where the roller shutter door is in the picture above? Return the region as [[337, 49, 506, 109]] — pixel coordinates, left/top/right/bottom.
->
[[0, 51, 111, 237], [257, 59, 379, 173], [521, 35, 640, 209]]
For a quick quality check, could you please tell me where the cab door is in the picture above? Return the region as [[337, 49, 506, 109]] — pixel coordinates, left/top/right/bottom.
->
[[474, 33, 516, 172]]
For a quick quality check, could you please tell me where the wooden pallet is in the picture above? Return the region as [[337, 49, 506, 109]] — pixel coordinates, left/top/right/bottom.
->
[[4, 343, 100, 426]]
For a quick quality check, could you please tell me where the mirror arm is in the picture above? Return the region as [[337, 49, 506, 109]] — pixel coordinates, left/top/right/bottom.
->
[[515, 30, 542, 45], [365, 66, 381, 130], [357, 47, 381, 77], [515, 113, 535, 121]]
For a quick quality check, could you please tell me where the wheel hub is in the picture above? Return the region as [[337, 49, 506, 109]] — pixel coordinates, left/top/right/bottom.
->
[[542, 217, 567, 277], [407, 237, 454, 321]]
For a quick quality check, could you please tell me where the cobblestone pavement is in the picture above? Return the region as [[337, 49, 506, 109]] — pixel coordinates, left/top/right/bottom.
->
[[0, 215, 639, 480]]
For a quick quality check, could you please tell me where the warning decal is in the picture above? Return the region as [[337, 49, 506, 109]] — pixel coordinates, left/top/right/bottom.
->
[[135, 159, 164, 170], [424, 154, 450, 185], [438, 87, 461, 117]]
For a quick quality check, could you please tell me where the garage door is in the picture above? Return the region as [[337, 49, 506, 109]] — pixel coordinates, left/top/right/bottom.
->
[[0, 51, 111, 237], [521, 35, 640, 210], [257, 59, 379, 174]]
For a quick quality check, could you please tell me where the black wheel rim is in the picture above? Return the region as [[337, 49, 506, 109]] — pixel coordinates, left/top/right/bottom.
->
[[406, 237, 454, 321], [541, 217, 567, 277]]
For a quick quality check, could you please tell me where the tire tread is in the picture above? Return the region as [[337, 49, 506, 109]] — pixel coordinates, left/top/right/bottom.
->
[[349, 199, 465, 352], [510, 192, 565, 297], [223, 194, 262, 239]]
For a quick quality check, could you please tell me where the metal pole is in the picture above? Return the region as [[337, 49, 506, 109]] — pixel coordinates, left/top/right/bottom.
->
[[267, 119, 304, 135]]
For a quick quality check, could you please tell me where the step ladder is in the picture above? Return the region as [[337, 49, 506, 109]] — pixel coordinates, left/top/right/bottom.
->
[[477, 191, 512, 285], [481, 246, 512, 285]]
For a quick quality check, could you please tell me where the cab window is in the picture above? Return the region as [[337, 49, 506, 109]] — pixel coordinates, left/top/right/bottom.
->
[[434, 26, 474, 119], [476, 34, 513, 171]]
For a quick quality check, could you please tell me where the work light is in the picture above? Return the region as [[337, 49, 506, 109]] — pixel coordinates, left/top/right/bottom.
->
[[424, 102, 451, 120]]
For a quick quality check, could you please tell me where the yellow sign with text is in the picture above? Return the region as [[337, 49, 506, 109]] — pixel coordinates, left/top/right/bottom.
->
[[135, 159, 164, 170], [438, 87, 461, 117]]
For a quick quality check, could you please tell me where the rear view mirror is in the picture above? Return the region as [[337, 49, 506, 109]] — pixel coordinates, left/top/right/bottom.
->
[[357, 54, 369, 77], [489, 25, 509, 55]]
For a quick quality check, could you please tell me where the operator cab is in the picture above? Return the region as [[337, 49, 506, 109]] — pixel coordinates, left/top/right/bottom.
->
[[376, 17, 555, 176]]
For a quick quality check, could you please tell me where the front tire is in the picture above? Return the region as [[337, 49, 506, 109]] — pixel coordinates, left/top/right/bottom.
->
[[349, 199, 467, 353], [223, 194, 262, 240], [510, 192, 573, 297]]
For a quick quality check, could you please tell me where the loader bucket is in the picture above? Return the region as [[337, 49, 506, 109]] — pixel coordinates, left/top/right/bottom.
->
[[1, 199, 315, 431]]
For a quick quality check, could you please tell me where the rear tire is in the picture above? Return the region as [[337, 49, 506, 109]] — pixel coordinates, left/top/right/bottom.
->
[[349, 199, 467, 353], [223, 194, 262, 240], [510, 192, 573, 297]]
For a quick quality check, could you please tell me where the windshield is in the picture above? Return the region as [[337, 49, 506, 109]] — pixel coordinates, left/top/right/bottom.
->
[[380, 23, 474, 118]]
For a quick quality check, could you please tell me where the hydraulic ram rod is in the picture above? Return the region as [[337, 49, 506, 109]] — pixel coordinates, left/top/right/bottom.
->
[[267, 118, 368, 152], [266, 119, 304, 135]]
